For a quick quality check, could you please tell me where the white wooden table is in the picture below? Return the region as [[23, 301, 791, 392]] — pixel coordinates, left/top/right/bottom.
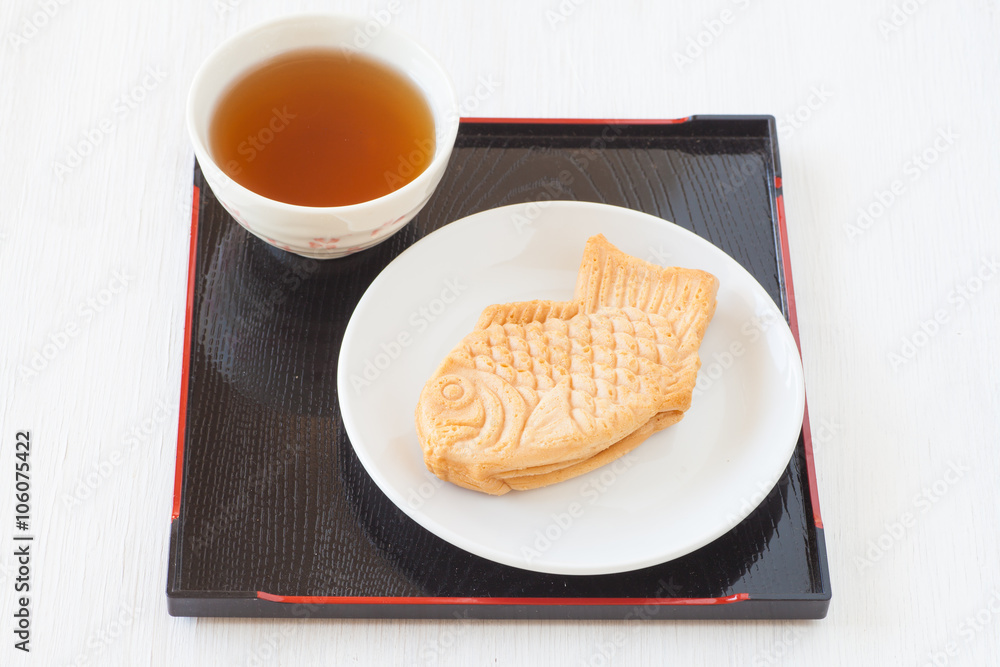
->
[[2, 1, 998, 665]]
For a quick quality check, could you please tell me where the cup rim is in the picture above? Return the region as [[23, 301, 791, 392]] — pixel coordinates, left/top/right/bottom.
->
[[186, 12, 459, 215]]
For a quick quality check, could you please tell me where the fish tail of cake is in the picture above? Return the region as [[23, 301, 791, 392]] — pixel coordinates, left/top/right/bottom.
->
[[573, 234, 719, 352]]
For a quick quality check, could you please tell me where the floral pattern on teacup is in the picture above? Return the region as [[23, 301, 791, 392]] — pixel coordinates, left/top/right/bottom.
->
[[370, 214, 407, 237], [263, 236, 293, 252], [220, 202, 250, 229], [308, 237, 341, 249]]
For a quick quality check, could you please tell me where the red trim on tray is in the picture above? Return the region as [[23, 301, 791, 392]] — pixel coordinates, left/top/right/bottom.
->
[[775, 196, 798, 342], [461, 117, 691, 125], [775, 193, 823, 530], [173, 129, 816, 607], [799, 402, 820, 527], [171, 185, 200, 522], [256, 591, 749, 606]]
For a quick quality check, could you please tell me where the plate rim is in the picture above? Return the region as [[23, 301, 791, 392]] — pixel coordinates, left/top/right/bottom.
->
[[337, 200, 805, 575]]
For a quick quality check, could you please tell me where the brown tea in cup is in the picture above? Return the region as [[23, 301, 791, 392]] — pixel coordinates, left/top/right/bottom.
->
[[209, 48, 435, 207]]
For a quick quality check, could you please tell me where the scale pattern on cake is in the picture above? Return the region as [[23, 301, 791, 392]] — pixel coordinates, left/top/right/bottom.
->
[[415, 235, 719, 494]]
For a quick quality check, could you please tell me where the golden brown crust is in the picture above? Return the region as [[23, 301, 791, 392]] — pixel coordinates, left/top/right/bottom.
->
[[415, 235, 718, 495], [475, 300, 581, 329], [502, 410, 683, 491], [574, 233, 719, 345]]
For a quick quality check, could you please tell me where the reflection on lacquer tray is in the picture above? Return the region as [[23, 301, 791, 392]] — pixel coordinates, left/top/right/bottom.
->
[[196, 223, 364, 414], [339, 430, 793, 598]]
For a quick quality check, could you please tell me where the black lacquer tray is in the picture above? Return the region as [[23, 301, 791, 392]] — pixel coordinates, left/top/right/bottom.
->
[[167, 116, 831, 619]]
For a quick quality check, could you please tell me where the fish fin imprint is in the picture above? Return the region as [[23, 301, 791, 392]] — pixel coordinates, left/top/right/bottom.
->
[[464, 301, 667, 482], [414, 235, 719, 496], [515, 368, 662, 477], [475, 300, 581, 329], [574, 234, 718, 414], [517, 377, 588, 455]]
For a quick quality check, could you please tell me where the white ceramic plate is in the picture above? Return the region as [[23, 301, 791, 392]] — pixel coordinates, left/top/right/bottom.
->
[[337, 201, 804, 575]]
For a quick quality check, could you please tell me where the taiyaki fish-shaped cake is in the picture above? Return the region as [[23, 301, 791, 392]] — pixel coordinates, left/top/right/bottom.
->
[[415, 234, 719, 495]]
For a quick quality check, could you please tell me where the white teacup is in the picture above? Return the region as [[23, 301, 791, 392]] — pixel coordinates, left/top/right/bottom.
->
[[187, 14, 459, 258]]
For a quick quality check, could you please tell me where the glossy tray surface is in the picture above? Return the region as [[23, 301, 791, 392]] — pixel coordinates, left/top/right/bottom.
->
[[167, 116, 830, 619]]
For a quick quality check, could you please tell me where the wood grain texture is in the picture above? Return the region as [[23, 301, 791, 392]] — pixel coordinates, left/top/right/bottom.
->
[[0, 0, 998, 665]]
